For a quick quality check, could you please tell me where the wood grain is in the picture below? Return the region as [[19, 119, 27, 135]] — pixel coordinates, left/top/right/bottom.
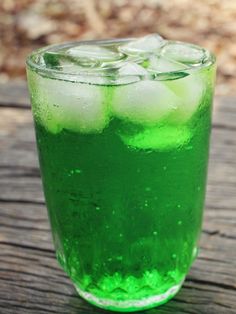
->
[[0, 82, 235, 314]]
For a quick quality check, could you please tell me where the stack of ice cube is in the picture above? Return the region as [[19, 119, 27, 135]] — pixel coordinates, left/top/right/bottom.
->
[[30, 34, 210, 139]]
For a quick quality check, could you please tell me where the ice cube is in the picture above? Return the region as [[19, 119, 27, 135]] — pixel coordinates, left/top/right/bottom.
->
[[28, 69, 110, 134], [42, 51, 114, 85], [56, 81, 109, 133], [119, 34, 165, 56], [165, 73, 205, 122], [43, 51, 61, 68], [101, 54, 146, 70], [161, 42, 205, 65], [112, 80, 181, 125], [67, 45, 123, 62], [147, 55, 188, 73], [119, 125, 191, 151], [118, 62, 148, 76], [112, 62, 148, 85], [42, 51, 93, 72]]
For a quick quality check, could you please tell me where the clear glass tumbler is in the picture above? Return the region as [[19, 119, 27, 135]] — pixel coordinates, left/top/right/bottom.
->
[[26, 36, 216, 312]]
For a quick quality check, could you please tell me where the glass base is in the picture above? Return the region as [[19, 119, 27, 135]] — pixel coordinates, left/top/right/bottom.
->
[[75, 279, 184, 312]]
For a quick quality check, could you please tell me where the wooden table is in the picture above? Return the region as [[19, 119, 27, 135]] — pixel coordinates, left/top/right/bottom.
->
[[0, 82, 235, 314]]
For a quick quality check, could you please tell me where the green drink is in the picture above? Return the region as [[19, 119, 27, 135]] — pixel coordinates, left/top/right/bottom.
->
[[26, 35, 216, 312]]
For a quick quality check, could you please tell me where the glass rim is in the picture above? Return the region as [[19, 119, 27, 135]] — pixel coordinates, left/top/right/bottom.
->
[[26, 38, 216, 82]]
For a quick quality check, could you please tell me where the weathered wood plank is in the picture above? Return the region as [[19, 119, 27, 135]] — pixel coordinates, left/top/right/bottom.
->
[[0, 81, 30, 108], [0, 82, 236, 313]]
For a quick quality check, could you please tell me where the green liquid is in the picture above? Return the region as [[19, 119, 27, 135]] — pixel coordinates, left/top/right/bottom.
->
[[34, 92, 211, 311]]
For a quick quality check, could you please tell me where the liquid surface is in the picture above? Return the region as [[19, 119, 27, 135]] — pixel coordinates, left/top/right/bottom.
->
[[27, 35, 216, 311]]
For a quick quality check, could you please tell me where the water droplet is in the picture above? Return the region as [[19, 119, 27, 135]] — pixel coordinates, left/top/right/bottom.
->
[[68, 170, 73, 176], [96, 206, 100, 211], [186, 145, 193, 150], [172, 254, 177, 259], [163, 166, 167, 171], [116, 256, 123, 261], [112, 210, 116, 215], [145, 187, 151, 192], [192, 247, 198, 259], [105, 225, 110, 229], [108, 257, 112, 262], [144, 201, 148, 207], [177, 204, 181, 208], [119, 233, 123, 237], [197, 186, 201, 191], [178, 220, 182, 226], [75, 169, 81, 174], [69, 169, 82, 176], [153, 231, 157, 236]]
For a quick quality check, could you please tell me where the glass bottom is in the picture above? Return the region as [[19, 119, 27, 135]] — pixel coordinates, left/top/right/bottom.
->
[[75, 279, 184, 312]]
